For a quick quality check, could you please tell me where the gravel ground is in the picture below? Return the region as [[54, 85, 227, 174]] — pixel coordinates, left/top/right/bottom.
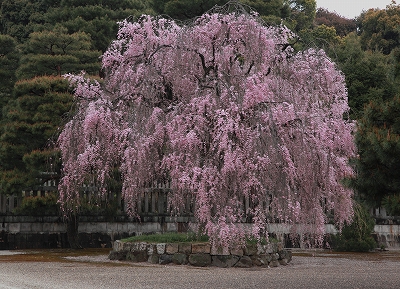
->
[[0, 250, 400, 289]]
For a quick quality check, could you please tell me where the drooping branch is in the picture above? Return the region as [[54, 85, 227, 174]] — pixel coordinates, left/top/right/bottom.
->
[[58, 10, 355, 249], [197, 51, 215, 77]]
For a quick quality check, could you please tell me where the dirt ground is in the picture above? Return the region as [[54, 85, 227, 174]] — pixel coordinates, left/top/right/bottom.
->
[[0, 248, 400, 289]]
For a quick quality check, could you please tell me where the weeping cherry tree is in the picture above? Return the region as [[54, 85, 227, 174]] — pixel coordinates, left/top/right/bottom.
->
[[58, 5, 355, 248]]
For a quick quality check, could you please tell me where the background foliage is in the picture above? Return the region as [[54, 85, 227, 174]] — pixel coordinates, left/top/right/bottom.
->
[[332, 202, 377, 252], [0, 0, 399, 233], [13, 192, 58, 215]]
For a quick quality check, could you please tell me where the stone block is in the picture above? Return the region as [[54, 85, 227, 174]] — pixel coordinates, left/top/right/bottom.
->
[[166, 223, 177, 231], [113, 240, 123, 251], [159, 254, 173, 265], [156, 243, 166, 254], [131, 242, 147, 252], [8, 223, 20, 233], [117, 223, 129, 233], [256, 243, 266, 255], [172, 253, 188, 265], [278, 250, 292, 263], [122, 242, 133, 251], [189, 253, 212, 267], [178, 243, 192, 254], [126, 250, 148, 262], [269, 260, 280, 267], [286, 250, 292, 263], [42, 223, 54, 233], [147, 244, 157, 255], [141, 222, 160, 232], [54, 223, 67, 233], [279, 258, 288, 266], [244, 243, 257, 256], [109, 250, 128, 261], [31, 223, 44, 233], [251, 255, 263, 266], [166, 243, 179, 254], [79, 223, 90, 233], [20, 223, 32, 233], [95, 222, 108, 233], [271, 253, 279, 261], [230, 248, 243, 256], [148, 254, 159, 264], [212, 255, 240, 268], [265, 243, 276, 254], [191, 243, 211, 254], [234, 256, 253, 268], [264, 254, 273, 264], [210, 245, 230, 256], [106, 223, 117, 233]]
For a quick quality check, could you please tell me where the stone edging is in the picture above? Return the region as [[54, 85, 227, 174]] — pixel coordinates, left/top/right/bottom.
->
[[109, 240, 292, 268]]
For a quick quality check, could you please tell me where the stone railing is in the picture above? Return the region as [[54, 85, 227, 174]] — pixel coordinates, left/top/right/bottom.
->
[[109, 240, 292, 268]]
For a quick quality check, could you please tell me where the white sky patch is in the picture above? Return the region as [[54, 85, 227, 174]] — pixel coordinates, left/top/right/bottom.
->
[[316, 0, 394, 18]]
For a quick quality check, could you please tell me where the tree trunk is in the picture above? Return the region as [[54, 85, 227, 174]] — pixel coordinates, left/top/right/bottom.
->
[[66, 213, 83, 249]]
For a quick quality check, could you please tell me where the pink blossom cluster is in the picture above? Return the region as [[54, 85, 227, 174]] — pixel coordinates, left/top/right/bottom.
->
[[58, 12, 355, 248]]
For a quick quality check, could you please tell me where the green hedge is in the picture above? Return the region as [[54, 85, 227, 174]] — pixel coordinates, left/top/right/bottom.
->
[[332, 202, 377, 252], [14, 193, 59, 216]]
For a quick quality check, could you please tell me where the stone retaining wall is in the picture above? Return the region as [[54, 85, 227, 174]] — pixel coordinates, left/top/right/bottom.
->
[[109, 240, 292, 268], [2, 216, 400, 249]]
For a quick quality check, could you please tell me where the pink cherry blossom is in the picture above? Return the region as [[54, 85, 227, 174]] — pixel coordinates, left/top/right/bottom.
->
[[58, 11, 355, 248]]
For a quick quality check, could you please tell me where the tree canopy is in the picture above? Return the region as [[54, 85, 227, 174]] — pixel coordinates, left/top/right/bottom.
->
[[0, 34, 19, 116], [287, 0, 316, 31], [16, 26, 101, 80], [358, 3, 400, 55], [340, 3, 400, 214], [351, 96, 400, 208], [315, 8, 356, 37], [58, 9, 355, 247], [333, 34, 398, 118], [0, 76, 73, 195], [17, 26, 101, 79], [0, 0, 398, 223]]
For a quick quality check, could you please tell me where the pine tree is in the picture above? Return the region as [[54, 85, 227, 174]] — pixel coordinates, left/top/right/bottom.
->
[[0, 76, 73, 195], [351, 96, 400, 208]]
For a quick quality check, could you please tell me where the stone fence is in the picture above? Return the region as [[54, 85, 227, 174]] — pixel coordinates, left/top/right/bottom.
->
[[0, 215, 179, 249], [2, 187, 400, 250], [109, 240, 292, 268], [1, 215, 399, 249]]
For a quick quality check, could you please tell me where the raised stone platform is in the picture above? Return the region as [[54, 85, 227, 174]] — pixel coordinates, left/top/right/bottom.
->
[[109, 240, 292, 268]]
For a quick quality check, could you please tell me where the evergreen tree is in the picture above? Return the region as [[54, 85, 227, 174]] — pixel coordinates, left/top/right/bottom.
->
[[45, 0, 154, 52], [0, 76, 73, 195], [16, 26, 101, 80], [344, 4, 400, 214], [151, 0, 227, 19], [333, 202, 377, 252], [0, 34, 19, 117], [0, 0, 57, 42], [1, 0, 155, 51], [286, 0, 316, 31], [351, 96, 400, 207], [334, 34, 397, 118], [357, 3, 400, 55]]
